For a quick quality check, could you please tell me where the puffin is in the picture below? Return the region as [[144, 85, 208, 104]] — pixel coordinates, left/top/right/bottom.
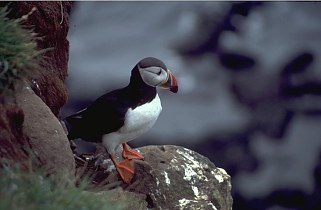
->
[[65, 57, 178, 183]]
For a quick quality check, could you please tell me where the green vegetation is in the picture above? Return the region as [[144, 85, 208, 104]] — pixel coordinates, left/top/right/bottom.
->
[[0, 163, 128, 210], [0, 6, 42, 96]]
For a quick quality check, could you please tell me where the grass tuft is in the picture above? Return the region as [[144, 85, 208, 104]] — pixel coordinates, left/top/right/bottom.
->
[[0, 6, 44, 97], [0, 162, 128, 210]]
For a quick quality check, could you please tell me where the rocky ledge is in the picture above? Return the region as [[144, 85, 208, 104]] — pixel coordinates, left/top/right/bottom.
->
[[78, 145, 233, 210], [8, 81, 233, 210]]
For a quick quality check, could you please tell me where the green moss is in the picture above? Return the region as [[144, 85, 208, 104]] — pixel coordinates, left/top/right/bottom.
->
[[0, 6, 43, 96], [0, 164, 128, 210]]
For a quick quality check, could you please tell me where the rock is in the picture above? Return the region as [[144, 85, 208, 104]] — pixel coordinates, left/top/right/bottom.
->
[[130, 145, 233, 210], [0, 2, 72, 170], [7, 1, 72, 116], [16, 82, 75, 180], [0, 100, 29, 163], [75, 145, 232, 209]]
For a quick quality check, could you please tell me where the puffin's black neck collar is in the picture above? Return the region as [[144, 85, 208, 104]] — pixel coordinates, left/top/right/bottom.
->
[[126, 65, 157, 106]]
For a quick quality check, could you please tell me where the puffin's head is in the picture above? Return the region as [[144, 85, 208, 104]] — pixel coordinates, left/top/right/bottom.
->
[[136, 57, 178, 93]]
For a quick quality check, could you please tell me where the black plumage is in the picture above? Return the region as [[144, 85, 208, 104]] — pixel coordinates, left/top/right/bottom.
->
[[66, 60, 158, 142]]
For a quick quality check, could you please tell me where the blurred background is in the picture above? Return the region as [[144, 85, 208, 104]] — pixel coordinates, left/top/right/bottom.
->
[[62, 2, 321, 210]]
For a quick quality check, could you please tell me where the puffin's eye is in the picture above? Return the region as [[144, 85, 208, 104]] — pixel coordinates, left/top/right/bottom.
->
[[157, 68, 162, 75]]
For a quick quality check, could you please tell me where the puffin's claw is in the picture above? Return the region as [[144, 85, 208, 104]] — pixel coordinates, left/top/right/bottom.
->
[[110, 154, 135, 184], [122, 143, 144, 160]]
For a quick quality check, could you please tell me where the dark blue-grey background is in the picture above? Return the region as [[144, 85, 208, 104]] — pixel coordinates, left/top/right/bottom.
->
[[62, 2, 321, 209]]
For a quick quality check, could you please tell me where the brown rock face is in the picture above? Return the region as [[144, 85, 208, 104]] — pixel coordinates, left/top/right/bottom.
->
[[0, 2, 73, 178], [0, 100, 29, 163], [7, 1, 72, 116]]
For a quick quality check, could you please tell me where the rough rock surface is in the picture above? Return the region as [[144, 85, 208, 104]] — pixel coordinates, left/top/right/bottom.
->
[[0, 99, 29, 163], [7, 1, 72, 116], [80, 145, 233, 210], [16, 83, 75, 179], [134, 145, 232, 210], [0, 2, 72, 171]]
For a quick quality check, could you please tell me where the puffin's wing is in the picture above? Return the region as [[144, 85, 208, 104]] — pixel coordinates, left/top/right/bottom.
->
[[65, 108, 87, 123], [66, 89, 127, 141]]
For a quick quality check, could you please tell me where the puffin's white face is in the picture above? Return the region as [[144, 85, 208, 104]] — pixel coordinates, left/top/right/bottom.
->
[[138, 66, 168, 87], [138, 65, 178, 93], [135, 57, 178, 93]]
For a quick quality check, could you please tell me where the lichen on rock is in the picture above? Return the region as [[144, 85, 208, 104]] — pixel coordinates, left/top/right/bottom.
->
[[134, 145, 233, 210], [81, 145, 233, 210]]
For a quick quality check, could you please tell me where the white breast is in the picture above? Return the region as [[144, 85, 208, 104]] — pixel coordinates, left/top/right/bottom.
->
[[102, 94, 162, 154]]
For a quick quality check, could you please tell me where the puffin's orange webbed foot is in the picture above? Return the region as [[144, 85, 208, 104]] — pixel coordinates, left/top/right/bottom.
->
[[110, 154, 135, 184], [122, 143, 144, 160]]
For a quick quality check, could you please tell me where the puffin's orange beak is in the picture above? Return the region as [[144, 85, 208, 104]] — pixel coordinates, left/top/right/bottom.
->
[[160, 69, 178, 93]]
